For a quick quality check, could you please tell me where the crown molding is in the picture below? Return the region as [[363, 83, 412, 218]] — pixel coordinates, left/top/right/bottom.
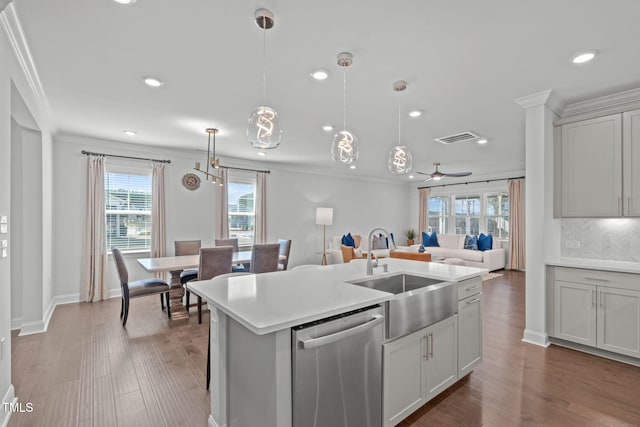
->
[[515, 89, 564, 116], [0, 0, 11, 14], [0, 3, 56, 132], [560, 87, 640, 119]]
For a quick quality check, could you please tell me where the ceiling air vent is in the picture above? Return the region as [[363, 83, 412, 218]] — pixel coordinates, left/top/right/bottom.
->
[[435, 131, 479, 144]]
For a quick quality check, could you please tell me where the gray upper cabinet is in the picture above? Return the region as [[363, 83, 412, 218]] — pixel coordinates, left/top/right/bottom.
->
[[558, 109, 640, 217], [623, 109, 640, 216], [561, 114, 622, 217]]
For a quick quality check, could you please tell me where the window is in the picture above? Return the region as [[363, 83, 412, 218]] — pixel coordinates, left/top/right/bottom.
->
[[428, 196, 449, 234], [486, 193, 509, 239], [227, 177, 256, 248], [454, 195, 481, 235], [105, 172, 152, 251]]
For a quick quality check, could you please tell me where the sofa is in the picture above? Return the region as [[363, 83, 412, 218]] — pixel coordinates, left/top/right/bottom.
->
[[400, 233, 505, 271]]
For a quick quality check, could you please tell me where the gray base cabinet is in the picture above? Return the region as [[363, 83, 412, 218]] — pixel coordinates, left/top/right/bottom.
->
[[382, 315, 458, 427], [550, 267, 640, 359], [457, 278, 483, 377]]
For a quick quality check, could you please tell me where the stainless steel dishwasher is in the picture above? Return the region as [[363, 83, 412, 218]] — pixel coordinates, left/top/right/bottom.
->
[[292, 305, 384, 427]]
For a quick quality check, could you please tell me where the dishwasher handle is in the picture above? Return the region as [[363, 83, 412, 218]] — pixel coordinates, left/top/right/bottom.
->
[[299, 315, 384, 350]]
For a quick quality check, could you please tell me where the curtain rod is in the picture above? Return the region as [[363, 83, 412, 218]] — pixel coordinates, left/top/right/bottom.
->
[[81, 150, 171, 164], [222, 165, 270, 174], [417, 175, 524, 189]]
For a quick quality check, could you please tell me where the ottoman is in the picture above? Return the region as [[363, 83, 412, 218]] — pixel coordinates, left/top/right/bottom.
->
[[443, 258, 464, 266]]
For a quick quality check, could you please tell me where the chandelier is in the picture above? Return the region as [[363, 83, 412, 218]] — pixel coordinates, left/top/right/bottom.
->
[[194, 128, 224, 186], [388, 80, 413, 174], [331, 52, 359, 165], [247, 9, 282, 149]]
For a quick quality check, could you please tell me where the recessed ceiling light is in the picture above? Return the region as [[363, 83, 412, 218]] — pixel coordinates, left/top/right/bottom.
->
[[350, 165, 356, 170], [311, 69, 329, 80], [257, 151, 266, 157], [477, 138, 488, 144], [123, 130, 137, 136], [408, 110, 422, 118], [572, 50, 598, 64], [143, 76, 164, 87], [408, 175, 414, 179], [322, 125, 334, 132], [113, 0, 137, 4]]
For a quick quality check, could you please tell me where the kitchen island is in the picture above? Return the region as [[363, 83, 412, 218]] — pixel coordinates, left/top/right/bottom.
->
[[189, 258, 486, 427]]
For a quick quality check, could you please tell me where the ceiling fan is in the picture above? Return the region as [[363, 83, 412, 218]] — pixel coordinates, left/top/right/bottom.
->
[[417, 162, 472, 182]]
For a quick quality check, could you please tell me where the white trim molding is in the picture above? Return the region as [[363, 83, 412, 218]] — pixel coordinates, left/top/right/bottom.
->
[[0, 3, 56, 132], [1, 384, 17, 427], [522, 329, 550, 348], [515, 89, 564, 116]]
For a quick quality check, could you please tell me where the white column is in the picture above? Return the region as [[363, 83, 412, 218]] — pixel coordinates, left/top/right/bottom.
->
[[515, 90, 562, 347]]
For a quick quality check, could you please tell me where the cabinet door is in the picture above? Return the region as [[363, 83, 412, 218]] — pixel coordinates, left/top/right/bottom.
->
[[553, 281, 597, 346], [424, 316, 458, 402], [382, 328, 426, 427], [597, 286, 640, 358], [561, 114, 622, 217], [623, 109, 640, 216], [458, 294, 482, 378]]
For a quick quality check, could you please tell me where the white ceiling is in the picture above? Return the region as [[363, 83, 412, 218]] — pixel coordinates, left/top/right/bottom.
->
[[12, 0, 640, 183]]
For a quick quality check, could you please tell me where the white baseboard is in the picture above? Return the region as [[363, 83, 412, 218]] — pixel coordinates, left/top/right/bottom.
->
[[1, 384, 17, 427], [10, 317, 22, 331], [522, 329, 550, 347]]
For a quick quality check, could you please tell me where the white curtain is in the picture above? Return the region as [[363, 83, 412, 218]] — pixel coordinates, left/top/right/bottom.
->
[[215, 168, 229, 239], [81, 155, 107, 302], [418, 187, 431, 235], [254, 171, 268, 244], [508, 178, 525, 270], [151, 162, 167, 267]]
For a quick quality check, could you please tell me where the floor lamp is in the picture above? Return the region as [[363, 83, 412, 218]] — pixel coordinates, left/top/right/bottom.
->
[[316, 207, 333, 265]]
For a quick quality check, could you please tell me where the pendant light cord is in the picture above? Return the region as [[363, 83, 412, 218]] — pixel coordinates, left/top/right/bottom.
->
[[262, 18, 267, 106], [398, 104, 401, 145], [343, 65, 347, 130]]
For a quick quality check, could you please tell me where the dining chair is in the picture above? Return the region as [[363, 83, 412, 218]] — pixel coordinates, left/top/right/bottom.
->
[[112, 247, 171, 327], [206, 271, 255, 390], [187, 246, 233, 324], [175, 240, 201, 310], [250, 243, 280, 273], [277, 239, 292, 271], [215, 238, 246, 272]]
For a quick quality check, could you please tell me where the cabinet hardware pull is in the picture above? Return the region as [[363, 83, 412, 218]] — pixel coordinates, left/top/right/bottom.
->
[[619, 197, 622, 215], [424, 335, 429, 360], [629, 196, 631, 216], [583, 276, 609, 282], [465, 285, 481, 292], [592, 290, 596, 306], [429, 332, 434, 359], [466, 298, 481, 305], [599, 291, 603, 308]]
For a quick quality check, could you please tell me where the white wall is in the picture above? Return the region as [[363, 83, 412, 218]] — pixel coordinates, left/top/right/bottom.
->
[[9, 118, 23, 328]]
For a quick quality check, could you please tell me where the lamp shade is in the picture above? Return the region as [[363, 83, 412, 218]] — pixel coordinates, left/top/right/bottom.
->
[[316, 207, 333, 226]]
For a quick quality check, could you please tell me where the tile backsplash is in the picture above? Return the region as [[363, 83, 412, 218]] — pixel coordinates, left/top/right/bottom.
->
[[561, 218, 640, 262]]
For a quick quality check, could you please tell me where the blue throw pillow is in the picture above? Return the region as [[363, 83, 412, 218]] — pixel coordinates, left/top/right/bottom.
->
[[342, 233, 355, 247], [464, 235, 479, 250], [422, 231, 439, 247], [477, 233, 493, 251]]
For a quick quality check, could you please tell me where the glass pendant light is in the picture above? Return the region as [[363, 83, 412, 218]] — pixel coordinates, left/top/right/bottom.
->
[[388, 80, 413, 174], [247, 9, 282, 149], [331, 52, 359, 165]]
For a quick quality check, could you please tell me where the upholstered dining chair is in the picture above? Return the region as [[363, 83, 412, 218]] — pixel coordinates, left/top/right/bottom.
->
[[112, 247, 171, 327], [277, 239, 292, 271], [175, 240, 201, 309], [206, 271, 254, 390], [250, 243, 280, 273], [215, 238, 246, 272], [186, 246, 233, 324]]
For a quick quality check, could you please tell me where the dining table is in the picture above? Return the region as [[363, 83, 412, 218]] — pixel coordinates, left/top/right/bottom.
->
[[137, 251, 252, 320]]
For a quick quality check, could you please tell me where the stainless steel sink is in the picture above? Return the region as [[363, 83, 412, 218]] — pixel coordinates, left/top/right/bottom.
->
[[348, 274, 457, 340]]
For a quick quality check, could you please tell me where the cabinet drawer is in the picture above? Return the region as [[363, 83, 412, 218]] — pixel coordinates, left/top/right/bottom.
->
[[554, 267, 640, 291], [458, 278, 482, 300]]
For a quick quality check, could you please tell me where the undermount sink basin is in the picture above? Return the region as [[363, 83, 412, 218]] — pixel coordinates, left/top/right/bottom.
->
[[347, 273, 444, 295], [348, 273, 457, 340]]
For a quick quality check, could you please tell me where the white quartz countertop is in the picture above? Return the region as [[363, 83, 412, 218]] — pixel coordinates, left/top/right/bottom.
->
[[547, 257, 640, 274], [188, 258, 486, 335]]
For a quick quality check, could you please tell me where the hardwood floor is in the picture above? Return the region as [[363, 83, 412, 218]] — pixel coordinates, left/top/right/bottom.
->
[[9, 271, 640, 426]]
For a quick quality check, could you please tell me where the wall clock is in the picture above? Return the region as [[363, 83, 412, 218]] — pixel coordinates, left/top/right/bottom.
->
[[182, 173, 201, 191]]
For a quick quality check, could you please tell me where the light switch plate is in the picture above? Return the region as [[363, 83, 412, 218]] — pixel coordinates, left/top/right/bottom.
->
[[1, 248, 6, 258], [1, 240, 6, 248], [0, 224, 6, 234]]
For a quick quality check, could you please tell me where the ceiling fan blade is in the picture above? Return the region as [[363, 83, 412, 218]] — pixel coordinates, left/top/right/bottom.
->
[[421, 177, 433, 182], [416, 171, 432, 176], [443, 171, 472, 177]]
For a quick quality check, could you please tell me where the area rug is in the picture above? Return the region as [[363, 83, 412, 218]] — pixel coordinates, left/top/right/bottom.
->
[[482, 272, 503, 281]]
